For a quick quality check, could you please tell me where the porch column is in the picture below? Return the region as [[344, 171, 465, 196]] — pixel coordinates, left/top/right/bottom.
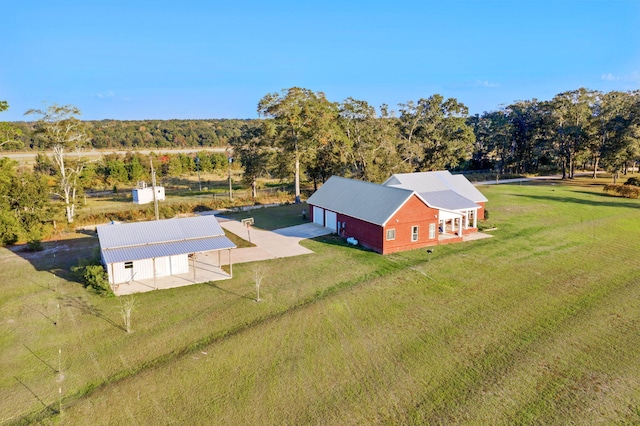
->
[[473, 210, 477, 228]]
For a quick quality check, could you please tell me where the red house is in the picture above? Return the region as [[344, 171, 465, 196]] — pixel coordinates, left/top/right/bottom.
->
[[307, 176, 453, 254], [383, 171, 488, 236]]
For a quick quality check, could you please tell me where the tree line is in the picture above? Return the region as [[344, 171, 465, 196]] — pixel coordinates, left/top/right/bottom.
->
[[0, 86, 639, 243], [233, 87, 639, 202], [3, 116, 251, 150]]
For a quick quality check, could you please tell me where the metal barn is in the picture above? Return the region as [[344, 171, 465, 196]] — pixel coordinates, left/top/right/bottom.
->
[[97, 215, 236, 293]]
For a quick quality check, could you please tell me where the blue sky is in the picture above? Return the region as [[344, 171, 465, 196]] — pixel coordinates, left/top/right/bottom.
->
[[2, 0, 639, 121]]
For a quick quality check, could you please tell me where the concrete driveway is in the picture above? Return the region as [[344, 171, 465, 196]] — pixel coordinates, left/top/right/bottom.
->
[[218, 218, 332, 264]]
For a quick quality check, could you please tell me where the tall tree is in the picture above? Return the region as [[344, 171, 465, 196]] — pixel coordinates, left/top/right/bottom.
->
[[230, 125, 272, 198], [258, 87, 341, 203], [398, 95, 475, 171], [339, 99, 405, 182], [0, 158, 51, 244], [0, 101, 24, 149], [25, 104, 89, 223], [600, 91, 640, 182], [549, 88, 596, 179]]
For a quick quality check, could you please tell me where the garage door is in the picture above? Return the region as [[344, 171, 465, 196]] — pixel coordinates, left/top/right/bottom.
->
[[325, 210, 337, 232], [313, 206, 324, 226]]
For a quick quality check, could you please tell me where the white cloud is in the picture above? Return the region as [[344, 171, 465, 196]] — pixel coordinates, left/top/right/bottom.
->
[[96, 91, 116, 99], [446, 80, 501, 90], [601, 72, 639, 83]]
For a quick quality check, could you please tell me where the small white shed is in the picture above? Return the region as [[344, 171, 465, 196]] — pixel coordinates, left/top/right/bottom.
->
[[96, 216, 235, 289], [132, 182, 165, 205]]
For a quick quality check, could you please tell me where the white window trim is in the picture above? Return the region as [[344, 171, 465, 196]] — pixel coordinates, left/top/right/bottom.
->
[[411, 226, 419, 242], [386, 228, 396, 241]]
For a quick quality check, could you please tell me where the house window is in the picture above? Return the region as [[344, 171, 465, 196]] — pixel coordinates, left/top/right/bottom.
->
[[386, 229, 396, 241], [429, 223, 436, 239], [124, 261, 133, 269], [411, 226, 419, 242]]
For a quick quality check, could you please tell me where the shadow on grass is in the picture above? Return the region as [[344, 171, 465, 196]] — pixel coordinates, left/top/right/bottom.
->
[[512, 193, 639, 209], [311, 234, 376, 253], [206, 283, 255, 301], [8, 237, 99, 284], [60, 295, 125, 332]]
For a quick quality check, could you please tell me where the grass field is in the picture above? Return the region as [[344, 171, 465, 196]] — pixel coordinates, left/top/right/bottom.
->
[[1, 178, 639, 425]]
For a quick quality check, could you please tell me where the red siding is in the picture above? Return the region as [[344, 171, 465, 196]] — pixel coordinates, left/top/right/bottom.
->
[[310, 194, 473, 254], [381, 195, 439, 254], [476, 202, 485, 220], [337, 214, 384, 253]]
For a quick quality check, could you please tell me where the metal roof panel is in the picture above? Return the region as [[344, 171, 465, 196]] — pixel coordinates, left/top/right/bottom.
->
[[101, 235, 236, 264], [307, 176, 416, 226], [97, 215, 226, 249]]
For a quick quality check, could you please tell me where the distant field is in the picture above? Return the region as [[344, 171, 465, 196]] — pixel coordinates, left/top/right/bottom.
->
[[1, 178, 639, 425], [2, 148, 226, 165]]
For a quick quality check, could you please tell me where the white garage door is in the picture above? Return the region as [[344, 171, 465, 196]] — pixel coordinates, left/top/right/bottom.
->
[[325, 210, 337, 231], [313, 206, 324, 226]]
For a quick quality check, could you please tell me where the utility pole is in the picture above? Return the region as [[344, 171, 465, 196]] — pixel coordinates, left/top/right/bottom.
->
[[150, 158, 159, 220], [228, 156, 233, 201], [195, 156, 201, 191]]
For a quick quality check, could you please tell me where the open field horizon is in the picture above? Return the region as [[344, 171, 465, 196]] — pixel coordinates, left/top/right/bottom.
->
[[1, 177, 639, 425]]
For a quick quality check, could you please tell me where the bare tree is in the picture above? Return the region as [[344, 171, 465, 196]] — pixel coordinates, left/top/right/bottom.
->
[[25, 104, 89, 223], [119, 296, 136, 333], [253, 267, 265, 302]]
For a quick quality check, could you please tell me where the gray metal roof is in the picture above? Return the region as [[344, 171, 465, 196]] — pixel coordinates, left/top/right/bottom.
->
[[418, 190, 480, 211], [97, 215, 236, 264], [306, 176, 418, 226], [383, 171, 488, 203], [97, 215, 226, 249], [101, 236, 235, 264]]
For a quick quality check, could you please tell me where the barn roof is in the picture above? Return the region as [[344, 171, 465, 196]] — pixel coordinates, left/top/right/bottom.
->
[[306, 176, 421, 226], [97, 215, 235, 264], [383, 171, 488, 203]]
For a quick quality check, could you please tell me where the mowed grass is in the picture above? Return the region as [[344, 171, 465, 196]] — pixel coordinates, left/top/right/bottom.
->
[[1, 178, 639, 424]]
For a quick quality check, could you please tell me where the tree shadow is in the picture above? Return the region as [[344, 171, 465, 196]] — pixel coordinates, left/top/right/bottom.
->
[[310, 234, 377, 253], [59, 295, 125, 332], [512, 192, 639, 209], [7, 236, 99, 283], [205, 283, 255, 301]]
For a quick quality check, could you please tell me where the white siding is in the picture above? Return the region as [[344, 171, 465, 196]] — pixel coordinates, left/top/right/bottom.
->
[[108, 255, 189, 285], [313, 206, 324, 226], [171, 255, 189, 274], [325, 210, 337, 231], [132, 187, 166, 205]]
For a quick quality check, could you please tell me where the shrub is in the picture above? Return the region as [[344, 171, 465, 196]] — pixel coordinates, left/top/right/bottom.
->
[[71, 251, 113, 296], [25, 240, 44, 252], [603, 184, 640, 199], [81, 265, 112, 295], [624, 177, 640, 187]]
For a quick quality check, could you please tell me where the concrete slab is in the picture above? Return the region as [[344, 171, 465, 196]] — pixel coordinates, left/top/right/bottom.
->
[[218, 219, 332, 263], [112, 252, 232, 296], [462, 232, 493, 242]]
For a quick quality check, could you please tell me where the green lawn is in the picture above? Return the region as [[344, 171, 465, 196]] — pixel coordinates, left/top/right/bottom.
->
[[1, 179, 639, 425]]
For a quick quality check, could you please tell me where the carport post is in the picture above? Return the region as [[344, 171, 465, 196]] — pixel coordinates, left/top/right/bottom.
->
[[229, 249, 233, 277], [153, 257, 157, 289], [192, 253, 197, 283]]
